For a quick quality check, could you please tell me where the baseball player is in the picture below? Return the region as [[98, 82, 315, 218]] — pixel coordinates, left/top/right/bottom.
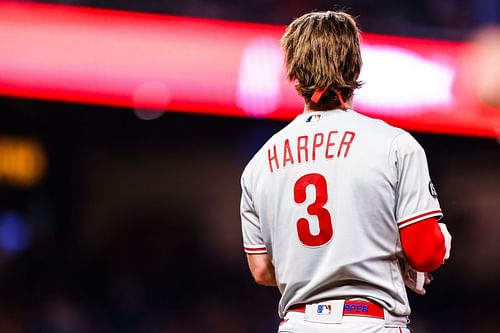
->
[[240, 11, 452, 333]]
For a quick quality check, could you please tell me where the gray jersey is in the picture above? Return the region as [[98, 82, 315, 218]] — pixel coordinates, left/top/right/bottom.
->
[[240, 109, 443, 318]]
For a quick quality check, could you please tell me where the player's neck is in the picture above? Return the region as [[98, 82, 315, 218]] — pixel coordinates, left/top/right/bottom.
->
[[304, 99, 353, 113]]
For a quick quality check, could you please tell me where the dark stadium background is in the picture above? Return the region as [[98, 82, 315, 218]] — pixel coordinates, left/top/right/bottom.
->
[[0, 1, 499, 332]]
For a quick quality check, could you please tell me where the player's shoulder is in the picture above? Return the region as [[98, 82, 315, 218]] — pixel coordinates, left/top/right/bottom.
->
[[348, 109, 398, 130], [391, 130, 424, 154], [254, 115, 301, 152], [241, 117, 300, 178], [347, 110, 425, 152], [347, 109, 406, 139], [241, 126, 285, 174]]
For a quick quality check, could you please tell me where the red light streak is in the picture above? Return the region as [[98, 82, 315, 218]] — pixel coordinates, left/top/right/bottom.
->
[[0, 1, 498, 137]]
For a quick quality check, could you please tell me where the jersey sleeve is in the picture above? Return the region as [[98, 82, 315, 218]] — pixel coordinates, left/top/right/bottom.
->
[[240, 166, 267, 254], [392, 133, 443, 229]]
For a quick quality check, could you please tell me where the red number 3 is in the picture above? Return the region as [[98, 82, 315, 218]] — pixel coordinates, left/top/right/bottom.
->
[[294, 173, 333, 247]]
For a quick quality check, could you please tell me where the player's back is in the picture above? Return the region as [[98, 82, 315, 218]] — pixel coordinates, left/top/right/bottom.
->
[[242, 109, 411, 318]]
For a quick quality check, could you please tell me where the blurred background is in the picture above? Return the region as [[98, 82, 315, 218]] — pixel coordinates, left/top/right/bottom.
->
[[0, 0, 499, 332]]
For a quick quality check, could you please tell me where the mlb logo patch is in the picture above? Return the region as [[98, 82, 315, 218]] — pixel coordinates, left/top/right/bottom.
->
[[306, 114, 321, 123], [316, 304, 331, 315]]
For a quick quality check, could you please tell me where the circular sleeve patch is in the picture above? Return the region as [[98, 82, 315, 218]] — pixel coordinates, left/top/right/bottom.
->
[[428, 181, 438, 198]]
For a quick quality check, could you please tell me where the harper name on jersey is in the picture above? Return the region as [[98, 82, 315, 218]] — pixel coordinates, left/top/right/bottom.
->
[[267, 130, 356, 173]]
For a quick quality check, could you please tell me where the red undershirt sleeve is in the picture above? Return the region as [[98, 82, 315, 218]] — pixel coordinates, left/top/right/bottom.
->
[[399, 217, 446, 272]]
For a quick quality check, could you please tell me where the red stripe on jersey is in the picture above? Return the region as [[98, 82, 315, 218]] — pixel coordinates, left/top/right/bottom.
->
[[398, 210, 442, 228], [244, 246, 267, 254]]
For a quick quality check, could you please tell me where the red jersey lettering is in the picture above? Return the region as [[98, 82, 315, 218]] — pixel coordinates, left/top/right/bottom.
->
[[268, 145, 279, 173], [283, 139, 295, 167], [338, 131, 355, 157]]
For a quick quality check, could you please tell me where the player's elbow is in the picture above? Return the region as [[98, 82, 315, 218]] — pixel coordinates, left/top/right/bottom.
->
[[251, 267, 277, 286], [247, 253, 277, 286]]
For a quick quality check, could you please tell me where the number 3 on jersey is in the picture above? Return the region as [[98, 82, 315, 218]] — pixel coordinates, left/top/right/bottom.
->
[[294, 173, 333, 247]]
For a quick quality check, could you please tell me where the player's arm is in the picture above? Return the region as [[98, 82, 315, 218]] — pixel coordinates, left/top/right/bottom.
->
[[246, 253, 277, 287], [391, 132, 452, 295], [240, 166, 277, 287], [399, 217, 451, 295], [399, 216, 448, 272]]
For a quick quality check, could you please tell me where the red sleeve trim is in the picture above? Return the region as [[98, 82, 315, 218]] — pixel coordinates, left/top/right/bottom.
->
[[244, 245, 267, 254], [398, 209, 443, 229]]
